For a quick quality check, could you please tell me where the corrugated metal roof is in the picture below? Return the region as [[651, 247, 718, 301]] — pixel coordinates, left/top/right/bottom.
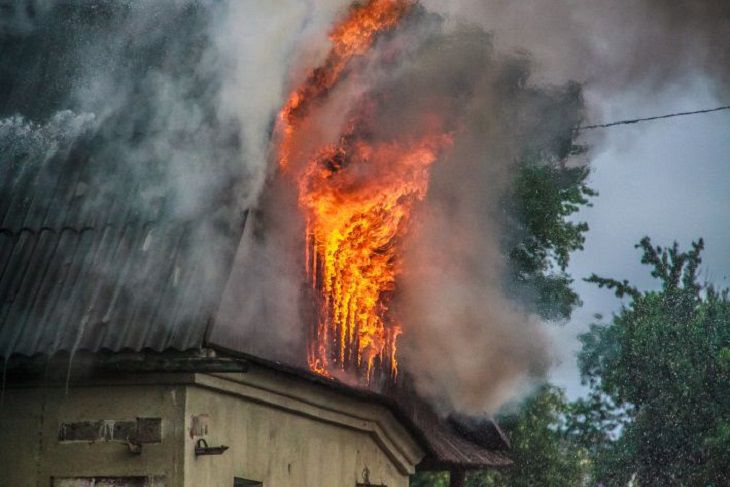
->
[[0, 220, 243, 357], [0, 114, 246, 358], [416, 414, 512, 469], [0, 1, 248, 359], [397, 390, 512, 469]]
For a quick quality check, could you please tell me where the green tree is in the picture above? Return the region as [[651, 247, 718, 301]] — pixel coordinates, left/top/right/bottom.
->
[[499, 79, 594, 322], [506, 162, 595, 321], [579, 238, 730, 486]]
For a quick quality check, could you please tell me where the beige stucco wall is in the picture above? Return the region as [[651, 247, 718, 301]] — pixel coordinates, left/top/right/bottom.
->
[[0, 368, 423, 487], [184, 369, 422, 487], [0, 384, 185, 487], [0, 379, 186, 487]]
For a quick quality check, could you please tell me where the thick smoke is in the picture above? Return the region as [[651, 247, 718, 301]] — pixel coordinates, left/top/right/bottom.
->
[[401, 0, 730, 413], [0, 1, 342, 359], [0, 111, 97, 164], [0, 0, 298, 218], [422, 0, 730, 99], [208, 1, 352, 363], [221, 0, 730, 415], [390, 24, 581, 414], [5, 0, 727, 413], [229, 0, 730, 414], [221, 6, 583, 414]]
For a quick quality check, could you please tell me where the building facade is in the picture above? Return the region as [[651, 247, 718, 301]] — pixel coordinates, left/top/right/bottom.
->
[[1, 356, 426, 487]]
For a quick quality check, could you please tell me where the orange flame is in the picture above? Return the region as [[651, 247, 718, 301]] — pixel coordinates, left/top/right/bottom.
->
[[278, 0, 411, 169], [276, 0, 451, 382]]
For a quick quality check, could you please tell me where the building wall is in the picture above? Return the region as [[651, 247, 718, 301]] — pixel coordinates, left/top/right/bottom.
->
[[184, 370, 422, 487], [0, 378, 186, 487], [0, 369, 423, 487]]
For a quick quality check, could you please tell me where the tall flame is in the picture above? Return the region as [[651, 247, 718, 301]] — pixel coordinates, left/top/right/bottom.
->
[[276, 0, 452, 382]]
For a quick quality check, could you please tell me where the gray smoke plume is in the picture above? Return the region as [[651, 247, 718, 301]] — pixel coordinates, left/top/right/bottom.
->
[[228, 0, 730, 415], [390, 23, 582, 414], [401, 0, 730, 413], [220, 6, 583, 414], [0, 0, 287, 217], [0, 0, 341, 359], [423, 0, 730, 99]]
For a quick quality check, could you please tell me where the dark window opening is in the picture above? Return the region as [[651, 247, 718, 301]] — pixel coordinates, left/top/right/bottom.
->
[[233, 478, 262, 487]]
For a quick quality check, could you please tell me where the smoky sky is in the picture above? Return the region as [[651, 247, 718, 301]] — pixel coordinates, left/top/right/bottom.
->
[[423, 0, 730, 103], [551, 80, 730, 399], [1, 0, 270, 225], [217, 0, 730, 414]]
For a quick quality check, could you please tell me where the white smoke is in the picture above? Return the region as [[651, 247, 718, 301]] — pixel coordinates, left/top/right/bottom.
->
[[0, 111, 97, 161]]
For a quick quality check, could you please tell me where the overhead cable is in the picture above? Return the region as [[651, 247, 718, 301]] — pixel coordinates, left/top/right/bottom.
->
[[577, 105, 730, 131]]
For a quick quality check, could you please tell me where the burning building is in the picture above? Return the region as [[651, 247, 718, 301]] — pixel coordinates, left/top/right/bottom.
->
[[0, 158, 510, 486], [0, 1, 518, 485]]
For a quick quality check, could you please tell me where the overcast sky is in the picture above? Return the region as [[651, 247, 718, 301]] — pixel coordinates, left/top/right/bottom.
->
[[548, 75, 730, 399]]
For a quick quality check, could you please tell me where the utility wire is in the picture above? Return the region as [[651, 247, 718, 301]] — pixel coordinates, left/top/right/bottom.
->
[[577, 104, 730, 131]]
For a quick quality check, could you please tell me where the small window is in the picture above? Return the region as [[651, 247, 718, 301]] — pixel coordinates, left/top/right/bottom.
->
[[233, 478, 262, 487]]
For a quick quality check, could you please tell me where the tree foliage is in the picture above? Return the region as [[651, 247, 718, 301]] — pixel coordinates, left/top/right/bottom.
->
[[410, 472, 449, 487], [579, 238, 730, 486], [505, 162, 595, 320]]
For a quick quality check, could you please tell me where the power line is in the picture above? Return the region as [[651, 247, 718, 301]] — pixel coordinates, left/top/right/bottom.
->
[[577, 104, 730, 131]]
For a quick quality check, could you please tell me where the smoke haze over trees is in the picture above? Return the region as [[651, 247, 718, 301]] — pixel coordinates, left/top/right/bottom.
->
[[412, 239, 730, 486]]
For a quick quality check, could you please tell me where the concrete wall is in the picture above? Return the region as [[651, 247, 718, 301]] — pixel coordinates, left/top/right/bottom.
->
[[0, 378, 186, 487], [184, 369, 423, 487], [0, 368, 423, 487]]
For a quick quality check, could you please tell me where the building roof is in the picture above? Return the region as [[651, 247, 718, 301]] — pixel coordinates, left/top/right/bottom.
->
[[0, 0, 245, 358], [1, 2, 510, 471], [0, 108, 245, 358], [0, 220, 244, 358], [0, 133, 510, 471]]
